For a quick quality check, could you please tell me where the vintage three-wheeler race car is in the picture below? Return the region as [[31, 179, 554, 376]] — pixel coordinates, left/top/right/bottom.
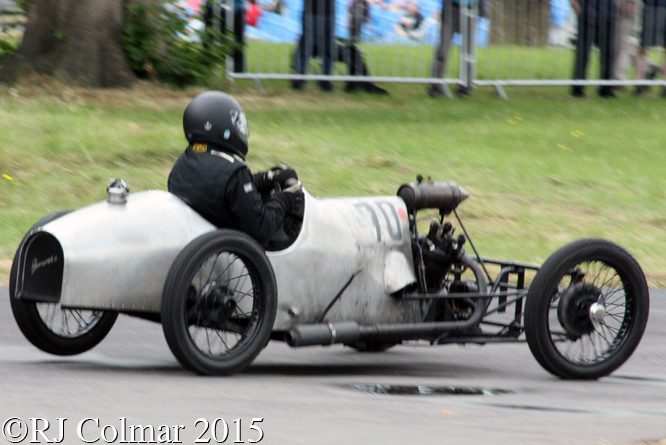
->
[[9, 176, 650, 378]]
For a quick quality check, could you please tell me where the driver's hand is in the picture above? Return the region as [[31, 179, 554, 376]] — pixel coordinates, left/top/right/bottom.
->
[[272, 168, 298, 188], [256, 166, 298, 195], [270, 181, 304, 213], [282, 181, 302, 194]]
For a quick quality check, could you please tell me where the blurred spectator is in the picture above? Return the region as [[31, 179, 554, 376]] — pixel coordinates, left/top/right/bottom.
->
[[635, 0, 666, 96], [245, 0, 264, 27], [337, 39, 389, 93], [261, 0, 286, 15], [293, 0, 336, 91], [428, 0, 481, 98], [348, 0, 371, 42], [393, 1, 425, 39], [613, 0, 662, 85], [570, 0, 617, 98], [370, 0, 408, 11], [613, 0, 638, 81], [384, 0, 410, 12], [170, 0, 206, 42], [205, 0, 246, 72]]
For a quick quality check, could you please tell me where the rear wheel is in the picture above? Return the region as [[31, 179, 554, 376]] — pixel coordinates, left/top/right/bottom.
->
[[10, 210, 118, 355], [525, 239, 649, 379], [161, 230, 277, 375]]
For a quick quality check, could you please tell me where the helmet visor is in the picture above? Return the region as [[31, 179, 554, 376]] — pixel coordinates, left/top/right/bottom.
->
[[230, 109, 249, 139]]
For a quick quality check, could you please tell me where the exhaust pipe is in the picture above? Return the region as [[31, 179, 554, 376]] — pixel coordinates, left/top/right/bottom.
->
[[286, 306, 486, 347], [286, 322, 361, 346], [287, 254, 490, 347]]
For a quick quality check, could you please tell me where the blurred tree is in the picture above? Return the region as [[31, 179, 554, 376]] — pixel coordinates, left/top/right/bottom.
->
[[0, 0, 147, 87], [489, 0, 550, 46]]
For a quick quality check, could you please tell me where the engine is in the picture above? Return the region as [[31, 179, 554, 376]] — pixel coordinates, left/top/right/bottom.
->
[[417, 221, 467, 291], [397, 176, 481, 322]]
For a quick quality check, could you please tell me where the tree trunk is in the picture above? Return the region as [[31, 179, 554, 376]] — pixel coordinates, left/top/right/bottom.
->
[[0, 0, 136, 87]]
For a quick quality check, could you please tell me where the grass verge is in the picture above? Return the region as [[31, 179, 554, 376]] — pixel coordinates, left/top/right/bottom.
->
[[1, 79, 666, 286]]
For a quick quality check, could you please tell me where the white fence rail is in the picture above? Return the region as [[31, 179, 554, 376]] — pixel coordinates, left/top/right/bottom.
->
[[211, 0, 666, 95]]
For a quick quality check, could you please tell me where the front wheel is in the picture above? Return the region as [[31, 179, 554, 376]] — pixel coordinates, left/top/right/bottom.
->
[[524, 239, 649, 379], [161, 230, 278, 375], [10, 210, 118, 356]]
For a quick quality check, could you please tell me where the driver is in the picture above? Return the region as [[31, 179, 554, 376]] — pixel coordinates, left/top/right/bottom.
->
[[168, 91, 303, 246]]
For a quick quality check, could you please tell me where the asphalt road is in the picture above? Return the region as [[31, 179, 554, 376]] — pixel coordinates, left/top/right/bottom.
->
[[0, 285, 665, 445]]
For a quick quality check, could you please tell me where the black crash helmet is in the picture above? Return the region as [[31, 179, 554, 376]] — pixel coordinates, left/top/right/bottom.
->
[[183, 91, 249, 158]]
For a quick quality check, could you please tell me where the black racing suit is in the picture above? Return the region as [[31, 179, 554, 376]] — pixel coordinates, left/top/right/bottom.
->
[[168, 145, 286, 247]]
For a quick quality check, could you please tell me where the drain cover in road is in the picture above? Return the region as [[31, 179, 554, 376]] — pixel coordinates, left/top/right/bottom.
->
[[348, 384, 513, 396]]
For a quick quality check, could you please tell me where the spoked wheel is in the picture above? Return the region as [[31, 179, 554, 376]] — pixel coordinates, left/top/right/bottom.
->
[[10, 300, 117, 356], [161, 230, 277, 376], [525, 239, 649, 379], [10, 210, 118, 355]]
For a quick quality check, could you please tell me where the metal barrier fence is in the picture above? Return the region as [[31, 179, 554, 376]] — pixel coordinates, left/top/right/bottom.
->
[[214, 0, 666, 97]]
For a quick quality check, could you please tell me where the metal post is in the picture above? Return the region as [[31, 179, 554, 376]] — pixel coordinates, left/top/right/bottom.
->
[[219, 0, 234, 81], [514, 268, 524, 322], [498, 263, 508, 313], [459, 0, 478, 90]]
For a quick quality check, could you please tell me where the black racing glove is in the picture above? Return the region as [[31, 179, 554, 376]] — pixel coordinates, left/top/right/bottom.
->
[[272, 168, 298, 188], [270, 183, 304, 213], [255, 167, 298, 194]]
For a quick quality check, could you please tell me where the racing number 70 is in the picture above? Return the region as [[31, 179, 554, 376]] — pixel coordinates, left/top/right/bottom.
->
[[354, 201, 402, 242]]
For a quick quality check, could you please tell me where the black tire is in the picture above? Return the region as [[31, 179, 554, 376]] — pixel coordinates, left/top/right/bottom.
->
[[9, 211, 118, 356], [161, 230, 278, 375], [524, 238, 649, 379]]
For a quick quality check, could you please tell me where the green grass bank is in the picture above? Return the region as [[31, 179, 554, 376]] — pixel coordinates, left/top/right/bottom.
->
[[1, 81, 665, 285]]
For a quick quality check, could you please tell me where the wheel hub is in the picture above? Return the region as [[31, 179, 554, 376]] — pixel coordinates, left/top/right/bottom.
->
[[201, 282, 235, 310], [557, 282, 603, 339], [589, 301, 606, 330], [188, 282, 237, 327]]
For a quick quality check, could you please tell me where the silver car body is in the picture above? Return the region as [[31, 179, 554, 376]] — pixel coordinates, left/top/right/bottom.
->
[[23, 189, 417, 329]]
